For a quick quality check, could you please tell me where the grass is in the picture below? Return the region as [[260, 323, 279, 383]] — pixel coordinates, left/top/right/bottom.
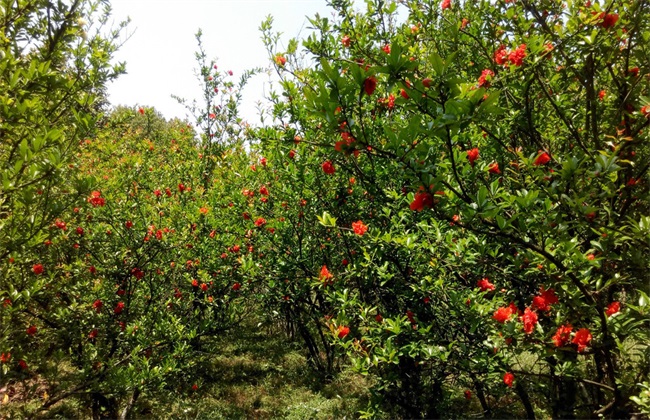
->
[[139, 321, 371, 419]]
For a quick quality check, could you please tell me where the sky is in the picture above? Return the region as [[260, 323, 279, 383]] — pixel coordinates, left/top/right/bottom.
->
[[107, 0, 339, 125]]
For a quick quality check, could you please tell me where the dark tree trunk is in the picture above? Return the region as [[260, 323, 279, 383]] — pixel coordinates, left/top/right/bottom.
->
[[515, 381, 536, 420]]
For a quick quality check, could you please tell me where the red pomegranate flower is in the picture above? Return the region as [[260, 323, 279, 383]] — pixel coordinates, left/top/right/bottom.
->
[[467, 148, 479, 166], [503, 372, 515, 387], [477, 277, 495, 292], [255, 217, 267, 227], [32, 264, 44, 275], [87, 191, 106, 207], [520, 307, 538, 334], [605, 301, 620, 317], [274, 54, 287, 66], [533, 151, 551, 166], [572, 328, 592, 352], [320, 265, 333, 283], [493, 306, 514, 323], [114, 302, 125, 315], [441, 0, 451, 10], [641, 105, 650, 118], [364, 76, 377, 96], [508, 44, 527, 66], [410, 191, 434, 212], [337, 325, 350, 338], [477, 69, 494, 88], [488, 162, 501, 175], [531, 286, 558, 312], [322, 161, 335, 174], [352, 220, 368, 236], [494, 45, 508, 65], [600, 12, 619, 29], [552, 324, 573, 347], [93, 299, 103, 313]]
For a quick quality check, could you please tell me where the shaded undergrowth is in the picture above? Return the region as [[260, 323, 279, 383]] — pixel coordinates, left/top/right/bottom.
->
[[147, 322, 371, 419]]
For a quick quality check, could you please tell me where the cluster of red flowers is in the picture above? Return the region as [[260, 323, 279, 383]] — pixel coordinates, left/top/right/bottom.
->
[[87, 191, 105, 207], [572, 328, 592, 352], [335, 132, 356, 153], [531, 286, 558, 312], [254, 217, 267, 227], [410, 191, 434, 212], [378, 94, 396, 110], [599, 12, 619, 29], [488, 284, 600, 352], [477, 69, 494, 88], [492, 302, 518, 323], [352, 220, 368, 236], [477, 277, 495, 292], [494, 44, 527, 67], [552, 324, 573, 347]]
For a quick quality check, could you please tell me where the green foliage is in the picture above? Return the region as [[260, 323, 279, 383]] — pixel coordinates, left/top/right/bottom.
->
[[251, 0, 650, 417], [2, 0, 649, 418]]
